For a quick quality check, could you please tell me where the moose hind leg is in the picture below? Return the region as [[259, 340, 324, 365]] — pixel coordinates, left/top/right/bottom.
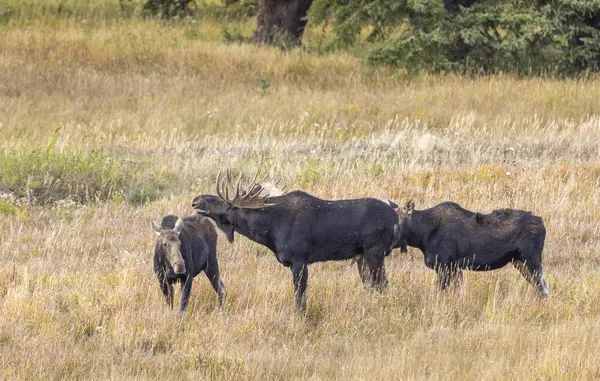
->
[[291, 261, 308, 315], [513, 260, 549, 298]]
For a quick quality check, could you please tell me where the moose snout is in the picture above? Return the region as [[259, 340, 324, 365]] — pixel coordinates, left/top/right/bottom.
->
[[173, 262, 186, 274], [191, 197, 208, 214]]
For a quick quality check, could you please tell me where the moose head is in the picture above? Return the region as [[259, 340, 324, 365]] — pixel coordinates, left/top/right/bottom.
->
[[152, 217, 186, 275], [192, 170, 285, 243]]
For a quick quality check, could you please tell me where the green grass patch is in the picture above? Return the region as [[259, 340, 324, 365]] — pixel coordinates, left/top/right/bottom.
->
[[0, 0, 127, 25], [0, 199, 19, 215], [0, 0, 253, 26], [0, 133, 174, 205]]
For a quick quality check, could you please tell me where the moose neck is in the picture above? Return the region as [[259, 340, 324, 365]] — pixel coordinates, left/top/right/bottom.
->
[[406, 210, 433, 251], [229, 208, 274, 250]]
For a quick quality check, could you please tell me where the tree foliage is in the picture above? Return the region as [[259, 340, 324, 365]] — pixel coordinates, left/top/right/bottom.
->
[[308, 0, 600, 74]]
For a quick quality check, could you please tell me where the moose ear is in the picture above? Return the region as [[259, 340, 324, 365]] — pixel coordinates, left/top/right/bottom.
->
[[404, 200, 415, 215], [173, 217, 184, 235], [151, 221, 162, 236], [383, 199, 398, 208]]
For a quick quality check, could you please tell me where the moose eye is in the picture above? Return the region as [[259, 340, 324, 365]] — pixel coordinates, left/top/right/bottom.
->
[[162, 242, 168, 248]]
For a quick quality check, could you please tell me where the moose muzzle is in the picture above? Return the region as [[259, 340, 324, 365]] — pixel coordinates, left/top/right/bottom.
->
[[173, 260, 186, 274]]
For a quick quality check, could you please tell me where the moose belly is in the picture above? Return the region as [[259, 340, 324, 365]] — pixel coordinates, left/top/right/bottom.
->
[[457, 252, 516, 271], [309, 243, 362, 263]]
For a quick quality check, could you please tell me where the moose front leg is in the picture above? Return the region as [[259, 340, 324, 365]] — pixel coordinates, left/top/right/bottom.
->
[[436, 264, 453, 291], [364, 251, 388, 291], [205, 258, 227, 308], [437, 267, 449, 290], [355, 257, 371, 286], [179, 275, 193, 312], [291, 261, 308, 315], [451, 269, 463, 289], [513, 260, 550, 298], [436, 264, 458, 291], [159, 281, 174, 309]]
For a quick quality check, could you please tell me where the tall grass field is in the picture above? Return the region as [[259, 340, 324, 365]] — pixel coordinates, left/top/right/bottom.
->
[[1, 1, 600, 379]]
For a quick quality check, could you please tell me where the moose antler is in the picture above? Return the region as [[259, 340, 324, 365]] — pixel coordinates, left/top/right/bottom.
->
[[215, 170, 286, 209]]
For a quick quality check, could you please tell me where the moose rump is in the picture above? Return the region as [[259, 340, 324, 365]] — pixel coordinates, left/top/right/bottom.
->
[[397, 201, 549, 297]]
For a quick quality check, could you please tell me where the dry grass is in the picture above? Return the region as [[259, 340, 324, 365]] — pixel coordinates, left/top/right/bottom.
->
[[1, 4, 600, 380]]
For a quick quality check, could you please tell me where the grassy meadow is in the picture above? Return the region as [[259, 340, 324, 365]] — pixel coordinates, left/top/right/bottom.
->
[[1, 2, 600, 379]]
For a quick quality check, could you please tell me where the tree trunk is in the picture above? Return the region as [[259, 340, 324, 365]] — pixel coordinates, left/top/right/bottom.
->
[[253, 0, 313, 45]]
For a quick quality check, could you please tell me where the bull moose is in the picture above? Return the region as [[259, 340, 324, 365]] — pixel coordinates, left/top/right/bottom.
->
[[192, 171, 401, 314], [151, 214, 226, 312], [396, 200, 550, 297]]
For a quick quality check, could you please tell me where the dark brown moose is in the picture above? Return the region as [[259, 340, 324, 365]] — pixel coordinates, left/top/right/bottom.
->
[[192, 171, 401, 314], [396, 201, 549, 297], [152, 214, 226, 312]]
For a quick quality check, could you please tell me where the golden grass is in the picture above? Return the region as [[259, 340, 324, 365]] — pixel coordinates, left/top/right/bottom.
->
[[1, 7, 600, 380]]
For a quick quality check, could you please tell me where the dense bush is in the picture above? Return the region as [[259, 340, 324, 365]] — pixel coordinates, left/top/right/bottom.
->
[[308, 0, 600, 75]]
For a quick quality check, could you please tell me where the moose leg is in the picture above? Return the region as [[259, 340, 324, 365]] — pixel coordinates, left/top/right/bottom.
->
[[291, 261, 308, 315], [205, 260, 227, 308], [179, 275, 194, 312], [355, 257, 371, 286], [160, 281, 174, 309], [513, 260, 549, 298], [436, 264, 458, 291], [437, 267, 449, 291], [448, 268, 463, 289], [364, 252, 388, 291]]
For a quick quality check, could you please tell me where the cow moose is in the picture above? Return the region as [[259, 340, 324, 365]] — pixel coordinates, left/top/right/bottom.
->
[[152, 214, 226, 312], [192, 171, 401, 314], [396, 200, 550, 297]]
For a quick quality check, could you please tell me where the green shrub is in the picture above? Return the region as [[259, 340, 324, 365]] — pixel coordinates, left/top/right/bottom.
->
[[0, 199, 19, 215], [309, 0, 600, 75]]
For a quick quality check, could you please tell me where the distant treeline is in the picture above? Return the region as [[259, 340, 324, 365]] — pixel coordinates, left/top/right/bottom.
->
[[147, 0, 600, 75], [2, 0, 598, 75]]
